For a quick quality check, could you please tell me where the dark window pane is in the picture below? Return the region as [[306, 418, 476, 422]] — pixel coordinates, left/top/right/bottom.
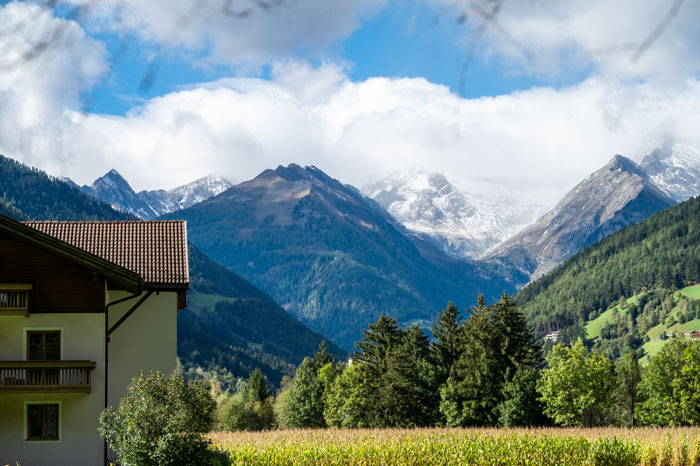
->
[[28, 405, 44, 437], [45, 332, 60, 360], [44, 405, 58, 438], [28, 333, 43, 360]]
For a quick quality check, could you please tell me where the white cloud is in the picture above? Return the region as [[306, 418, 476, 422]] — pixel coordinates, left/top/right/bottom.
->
[[430, 0, 700, 84], [2, 3, 700, 208], [61, 0, 386, 67], [45, 63, 700, 205], [0, 1, 108, 173]]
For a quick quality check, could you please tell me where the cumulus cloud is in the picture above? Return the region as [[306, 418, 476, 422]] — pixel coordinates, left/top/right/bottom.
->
[[3, 2, 700, 208], [0, 1, 108, 173], [431, 0, 700, 84], [60, 0, 386, 67], [34, 63, 700, 205]]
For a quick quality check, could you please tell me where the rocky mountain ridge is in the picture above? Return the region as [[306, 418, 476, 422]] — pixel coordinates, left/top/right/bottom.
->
[[72, 169, 232, 219]]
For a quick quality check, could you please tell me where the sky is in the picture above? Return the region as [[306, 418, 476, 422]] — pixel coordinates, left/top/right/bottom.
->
[[1, 0, 699, 205]]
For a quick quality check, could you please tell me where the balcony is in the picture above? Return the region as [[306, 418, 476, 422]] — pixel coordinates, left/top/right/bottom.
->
[[0, 284, 32, 316], [0, 361, 96, 393]]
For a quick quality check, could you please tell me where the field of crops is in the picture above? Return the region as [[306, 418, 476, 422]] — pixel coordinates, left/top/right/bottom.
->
[[210, 427, 700, 465]]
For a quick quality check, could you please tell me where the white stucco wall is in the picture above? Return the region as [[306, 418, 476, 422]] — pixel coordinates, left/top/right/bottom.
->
[[0, 313, 105, 466], [107, 290, 178, 407]]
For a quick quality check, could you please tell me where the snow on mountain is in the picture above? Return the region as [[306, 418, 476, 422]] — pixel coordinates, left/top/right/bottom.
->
[[81, 170, 232, 219], [487, 155, 676, 280], [638, 133, 700, 203], [363, 169, 546, 259]]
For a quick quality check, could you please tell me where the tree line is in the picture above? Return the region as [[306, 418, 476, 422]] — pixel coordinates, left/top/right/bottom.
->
[[213, 295, 700, 430]]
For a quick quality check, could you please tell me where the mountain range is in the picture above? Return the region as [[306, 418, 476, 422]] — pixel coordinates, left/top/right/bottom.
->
[[67, 169, 232, 219], [161, 163, 523, 350], [0, 154, 341, 387], [364, 169, 545, 259]]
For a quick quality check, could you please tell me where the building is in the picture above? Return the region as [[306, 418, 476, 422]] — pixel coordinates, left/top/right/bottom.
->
[[0, 215, 188, 465]]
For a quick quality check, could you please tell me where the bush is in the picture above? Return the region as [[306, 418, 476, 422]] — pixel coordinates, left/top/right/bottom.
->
[[99, 370, 216, 466]]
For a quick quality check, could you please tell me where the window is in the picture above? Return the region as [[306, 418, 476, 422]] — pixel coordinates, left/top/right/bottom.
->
[[26, 403, 60, 441], [27, 331, 61, 361], [26, 330, 61, 386]]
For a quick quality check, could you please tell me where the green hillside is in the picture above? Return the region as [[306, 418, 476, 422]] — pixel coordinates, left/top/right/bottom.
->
[[180, 246, 347, 388], [516, 195, 700, 358]]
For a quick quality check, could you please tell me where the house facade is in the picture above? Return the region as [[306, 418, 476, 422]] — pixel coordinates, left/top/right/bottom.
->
[[0, 216, 188, 465]]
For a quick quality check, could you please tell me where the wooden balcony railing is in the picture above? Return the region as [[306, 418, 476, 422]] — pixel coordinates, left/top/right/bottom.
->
[[0, 361, 96, 393], [0, 284, 32, 316]]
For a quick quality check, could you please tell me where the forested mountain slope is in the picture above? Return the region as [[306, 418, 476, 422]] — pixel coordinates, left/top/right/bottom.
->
[[516, 195, 700, 347], [163, 163, 523, 350], [181, 246, 346, 388]]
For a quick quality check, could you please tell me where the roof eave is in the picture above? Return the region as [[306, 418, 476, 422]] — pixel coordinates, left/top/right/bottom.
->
[[0, 215, 142, 294]]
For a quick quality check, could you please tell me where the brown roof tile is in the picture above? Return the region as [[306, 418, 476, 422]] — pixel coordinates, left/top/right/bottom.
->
[[23, 220, 189, 289]]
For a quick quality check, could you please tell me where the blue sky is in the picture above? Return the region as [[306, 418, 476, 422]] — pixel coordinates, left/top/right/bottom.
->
[[1, 0, 699, 202], [85, 0, 589, 116]]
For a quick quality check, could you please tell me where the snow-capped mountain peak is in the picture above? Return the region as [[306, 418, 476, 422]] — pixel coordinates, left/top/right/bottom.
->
[[80, 172, 232, 219], [639, 133, 700, 202], [363, 169, 546, 259]]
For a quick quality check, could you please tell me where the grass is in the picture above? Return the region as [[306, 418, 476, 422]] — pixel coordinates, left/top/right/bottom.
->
[[186, 291, 235, 311], [210, 428, 700, 466], [680, 284, 700, 299], [640, 339, 667, 364]]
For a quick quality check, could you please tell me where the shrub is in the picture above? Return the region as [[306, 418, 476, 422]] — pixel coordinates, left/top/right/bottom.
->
[[99, 370, 216, 466]]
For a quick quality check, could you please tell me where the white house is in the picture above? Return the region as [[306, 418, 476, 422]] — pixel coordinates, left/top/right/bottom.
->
[[0, 215, 188, 465]]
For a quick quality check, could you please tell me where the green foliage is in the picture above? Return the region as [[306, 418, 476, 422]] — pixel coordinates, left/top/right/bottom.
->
[[637, 338, 700, 426], [538, 339, 614, 427], [497, 367, 547, 427], [99, 370, 215, 466], [441, 295, 541, 427], [275, 345, 338, 429], [614, 351, 642, 427], [517, 195, 700, 345]]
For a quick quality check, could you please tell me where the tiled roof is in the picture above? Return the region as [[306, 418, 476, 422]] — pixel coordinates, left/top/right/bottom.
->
[[24, 221, 189, 289]]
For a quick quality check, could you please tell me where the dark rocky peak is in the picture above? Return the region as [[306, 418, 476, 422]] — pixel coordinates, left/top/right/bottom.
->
[[274, 163, 307, 182], [91, 168, 135, 194], [603, 154, 645, 177]]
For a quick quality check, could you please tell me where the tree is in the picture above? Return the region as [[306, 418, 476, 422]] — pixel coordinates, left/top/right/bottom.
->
[[99, 370, 215, 466], [440, 295, 540, 427], [614, 351, 642, 427], [537, 339, 614, 427], [638, 337, 694, 426], [246, 368, 272, 403], [217, 369, 275, 431], [277, 356, 327, 428], [497, 366, 547, 427], [432, 302, 462, 376]]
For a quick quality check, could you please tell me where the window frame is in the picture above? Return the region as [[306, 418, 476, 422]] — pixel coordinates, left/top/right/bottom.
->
[[22, 328, 63, 361], [24, 401, 62, 443]]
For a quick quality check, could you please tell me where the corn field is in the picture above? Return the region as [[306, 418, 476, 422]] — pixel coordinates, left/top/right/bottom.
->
[[210, 427, 700, 465]]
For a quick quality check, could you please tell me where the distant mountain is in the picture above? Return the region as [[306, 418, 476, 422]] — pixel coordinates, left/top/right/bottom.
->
[[162, 163, 522, 350], [0, 153, 338, 387], [78, 169, 232, 219], [364, 169, 545, 259], [487, 155, 676, 280], [0, 154, 133, 221], [639, 133, 700, 203]]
